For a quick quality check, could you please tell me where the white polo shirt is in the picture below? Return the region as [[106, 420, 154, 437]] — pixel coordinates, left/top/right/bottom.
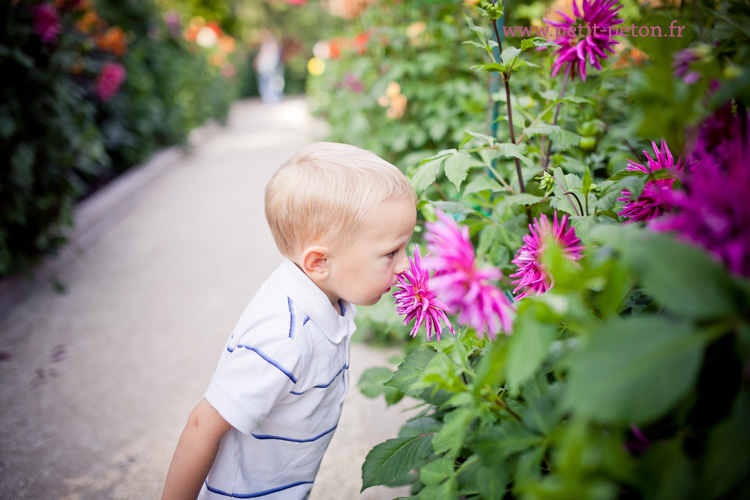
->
[[199, 259, 356, 499]]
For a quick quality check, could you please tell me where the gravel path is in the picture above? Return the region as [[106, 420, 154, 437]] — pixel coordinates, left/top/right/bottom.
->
[[0, 99, 412, 500]]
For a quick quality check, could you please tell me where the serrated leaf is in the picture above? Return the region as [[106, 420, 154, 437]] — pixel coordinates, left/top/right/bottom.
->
[[387, 348, 436, 396], [501, 46, 521, 65], [460, 129, 496, 149], [564, 315, 705, 424], [411, 157, 446, 193], [362, 435, 434, 490], [496, 142, 533, 167], [419, 458, 454, 485], [444, 150, 472, 190]]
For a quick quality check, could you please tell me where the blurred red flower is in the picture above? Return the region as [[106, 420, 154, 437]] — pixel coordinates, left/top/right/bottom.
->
[[95, 62, 126, 101], [33, 3, 61, 44]]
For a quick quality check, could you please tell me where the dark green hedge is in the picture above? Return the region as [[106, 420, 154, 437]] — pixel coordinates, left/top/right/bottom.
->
[[0, 0, 237, 278]]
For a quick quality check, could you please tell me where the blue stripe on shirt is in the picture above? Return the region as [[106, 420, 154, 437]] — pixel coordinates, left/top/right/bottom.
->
[[204, 480, 314, 498], [289, 363, 348, 395], [252, 424, 337, 443], [287, 297, 295, 338], [226, 344, 297, 383]]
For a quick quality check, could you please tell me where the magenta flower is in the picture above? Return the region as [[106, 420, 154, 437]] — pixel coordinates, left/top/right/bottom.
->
[[393, 245, 455, 341], [672, 48, 702, 85], [33, 3, 61, 45], [95, 62, 126, 101], [425, 211, 514, 338], [510, 212, 585, 299], [545, 0, 623, 81], [651, 109, 750, 278], [618, 139, 684, 224]]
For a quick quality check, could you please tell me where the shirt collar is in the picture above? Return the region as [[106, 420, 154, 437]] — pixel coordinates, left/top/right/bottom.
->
[[276, 259, 356, 344]]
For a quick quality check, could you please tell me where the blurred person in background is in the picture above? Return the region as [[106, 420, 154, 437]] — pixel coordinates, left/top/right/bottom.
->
[[254, 29, 284, 104]]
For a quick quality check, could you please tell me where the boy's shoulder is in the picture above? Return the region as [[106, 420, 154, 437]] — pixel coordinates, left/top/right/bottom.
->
[[227, 260, 355, 353]]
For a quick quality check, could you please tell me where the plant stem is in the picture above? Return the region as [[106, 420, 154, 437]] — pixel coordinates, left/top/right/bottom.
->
[[489, 11, 532, 223], [542, 66, 571, 170], [495, 394, 522, 421]]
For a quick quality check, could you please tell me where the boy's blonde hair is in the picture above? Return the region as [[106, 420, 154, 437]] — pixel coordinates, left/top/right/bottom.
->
[[265, 142, 417, 258]]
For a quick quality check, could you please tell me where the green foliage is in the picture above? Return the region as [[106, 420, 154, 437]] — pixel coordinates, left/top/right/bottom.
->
[[341, 0, 750, 498], [0, 0, 236, 277], [306, 0, 487, 169]]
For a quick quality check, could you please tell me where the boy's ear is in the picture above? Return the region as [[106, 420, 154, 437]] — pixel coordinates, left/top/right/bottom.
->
[[301, 245, 330, 279]]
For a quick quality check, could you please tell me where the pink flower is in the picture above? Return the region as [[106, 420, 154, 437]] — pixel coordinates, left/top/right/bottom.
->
[[425, 211, 514, 338], [545, 0, 624, 81], [95, 62, 126, 101], [393, 245, 455, 341], [510, 212, 585, 299], [618, 139, 684, 224], [651, 109, 750, 278], [33, 4, 61, 44]]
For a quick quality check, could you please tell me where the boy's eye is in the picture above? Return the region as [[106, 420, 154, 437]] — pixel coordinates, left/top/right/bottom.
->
[[386, 249, 400, 258]]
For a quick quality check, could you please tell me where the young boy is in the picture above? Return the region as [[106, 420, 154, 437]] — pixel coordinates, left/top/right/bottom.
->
[[161, 142, 417, 499]]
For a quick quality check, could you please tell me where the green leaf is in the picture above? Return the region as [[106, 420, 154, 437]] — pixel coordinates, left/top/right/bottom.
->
[[500, 46, 521, 66], [638, 439, 695, 500], [699, 389, 750, 499], [419, 458, 454, 485], [387, 348, 436, 397], [411, 158, 445, 193], [564, 315, 706, 424], [362, 434, 434, 490], [444, 150, 472, 191], [417, 477, 458, 500], [432, 408, 475, 459], [506, 314, 557, 393], [411, 150, 455, 193], [431, 201, 474, 216], [592, 225, 742, 319], [473, 420, 543, 465], [496, 142, 533, 167], [582, 167, 593, 198], [472, 62, 507, 73], [463, 176, 504, 194], [495, 193, 545, 212], [358, 367, 398, 399], [460, 129, 496, 149]]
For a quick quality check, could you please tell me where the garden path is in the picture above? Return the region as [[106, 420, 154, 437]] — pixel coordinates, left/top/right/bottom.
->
[[0, 98, 412, 500]]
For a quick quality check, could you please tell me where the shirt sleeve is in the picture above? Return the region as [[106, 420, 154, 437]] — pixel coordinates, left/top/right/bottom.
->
[[204, 333, 303, 436]]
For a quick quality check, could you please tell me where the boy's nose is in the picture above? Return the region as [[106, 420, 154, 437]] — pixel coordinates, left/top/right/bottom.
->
[[394, 252, 410, 275]]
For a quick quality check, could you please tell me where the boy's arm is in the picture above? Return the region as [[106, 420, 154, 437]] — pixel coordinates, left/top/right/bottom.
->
[[161, 398, 233, 500]]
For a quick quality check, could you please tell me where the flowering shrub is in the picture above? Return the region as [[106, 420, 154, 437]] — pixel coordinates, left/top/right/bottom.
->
[[354, 0, 750, 498], [0, 0, 237, 277], [306, 0, 487, 168]]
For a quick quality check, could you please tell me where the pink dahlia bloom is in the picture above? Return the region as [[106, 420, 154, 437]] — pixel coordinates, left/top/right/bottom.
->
[[33, 4, 61, 44], [651, 110, 750, 278], [545, 0, 623, 81], [618, 139, 684, 224], [95, 62, 126, 101], [393, 245, 455, 341], [425, 211, 514, 338], [510, 212, 585, 299]]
